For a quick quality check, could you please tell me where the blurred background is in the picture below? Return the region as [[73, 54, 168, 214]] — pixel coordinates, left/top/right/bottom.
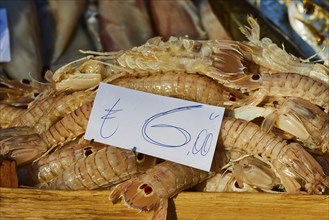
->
[[0, 0, 328, 81]]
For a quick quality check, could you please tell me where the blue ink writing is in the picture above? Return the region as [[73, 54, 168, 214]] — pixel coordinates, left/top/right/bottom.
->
[[142, 105, 202, 148], [100, 98, 122, 139], [192, 129, 213, 156], [209, 112, 220, 120]]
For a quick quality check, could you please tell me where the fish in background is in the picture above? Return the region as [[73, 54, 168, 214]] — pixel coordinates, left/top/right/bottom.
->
[[98, 0, 154, 51], [285, 0, 329, 63], [246, 0, 328, 61], [50, 22, 96, 71], [35, 0, 56, 72], [84, 0, 103, 52], [149, 0, 207, 40], [196, 0, 232, 40], [209, 0, 306, 58], [48, 0, 87, 64], [0, 0, 42, 81]]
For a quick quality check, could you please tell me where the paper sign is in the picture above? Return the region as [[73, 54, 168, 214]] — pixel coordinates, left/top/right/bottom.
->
[[0, 8, 11, 62], [85, 83, 225, 171]]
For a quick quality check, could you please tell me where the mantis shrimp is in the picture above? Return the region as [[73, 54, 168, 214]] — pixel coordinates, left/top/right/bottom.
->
[[109, 118, 327, 219], [34, 140, 156, 190], [230, 97, 329, 154]]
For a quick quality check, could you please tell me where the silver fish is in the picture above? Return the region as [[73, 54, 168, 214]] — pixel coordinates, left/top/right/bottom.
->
[[286, 0, 329, 62]]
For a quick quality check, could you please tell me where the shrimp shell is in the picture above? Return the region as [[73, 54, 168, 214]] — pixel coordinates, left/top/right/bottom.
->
[[110, 160, 212, 219], [267, 97, 329, 154], [10, 90, 62, 129], [230, 97, 329, 153], [0, 134, 48, 167], [0, 102, 93, 166], [115, 36, 245, 79], [199, 155, 281, 193], [0, 126, 35, 141], [43, 145, 156, 190], [0, 104, 26, 128], [33, 90, 96, 133], [238, 16, 329, 85], [230, 155, 282, 192], [220, 117, 328, 194], [313, 154, 329, 176], [196, 171, 258, 193], [112, 72, 245, 108], [234, 73, 329, 112], [40, 101, 92, 148], [32, 137, 102, 184], [53, 57, 132, 91], [53, 36, 245, 91], [0, 77, 49, 107]]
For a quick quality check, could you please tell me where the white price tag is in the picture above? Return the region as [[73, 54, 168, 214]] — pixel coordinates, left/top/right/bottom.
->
[[85, 83, 225, 171], [0, 8, 11, 62]]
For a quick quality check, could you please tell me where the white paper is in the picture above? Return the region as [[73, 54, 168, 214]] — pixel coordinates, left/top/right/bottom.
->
[[0, 8, 10, 62], [85, 83, 225, 171]]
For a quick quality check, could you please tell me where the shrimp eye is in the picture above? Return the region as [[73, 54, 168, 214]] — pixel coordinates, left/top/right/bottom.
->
[[22, 79, 31, 85], [136, 153, 145, 163], [84, 147, 93, 157], [303, 2, 315, 15], [229, 93, 236, 101], [251, 74, 260, 81]]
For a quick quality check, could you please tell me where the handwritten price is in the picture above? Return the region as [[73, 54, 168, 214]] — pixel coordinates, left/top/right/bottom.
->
[[85, 83, 224, 171], [100, 98, 218, 157]]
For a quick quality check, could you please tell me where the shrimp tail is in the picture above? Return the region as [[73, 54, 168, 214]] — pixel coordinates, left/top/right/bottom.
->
[[110, 179, 168, 219], [113, 179, 159, 210], [110, 180, 132, 204], [123, 180, 160, 211]]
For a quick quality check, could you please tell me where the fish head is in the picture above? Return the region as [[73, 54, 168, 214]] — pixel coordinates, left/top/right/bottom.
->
[[287, 0, 329, 59]]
